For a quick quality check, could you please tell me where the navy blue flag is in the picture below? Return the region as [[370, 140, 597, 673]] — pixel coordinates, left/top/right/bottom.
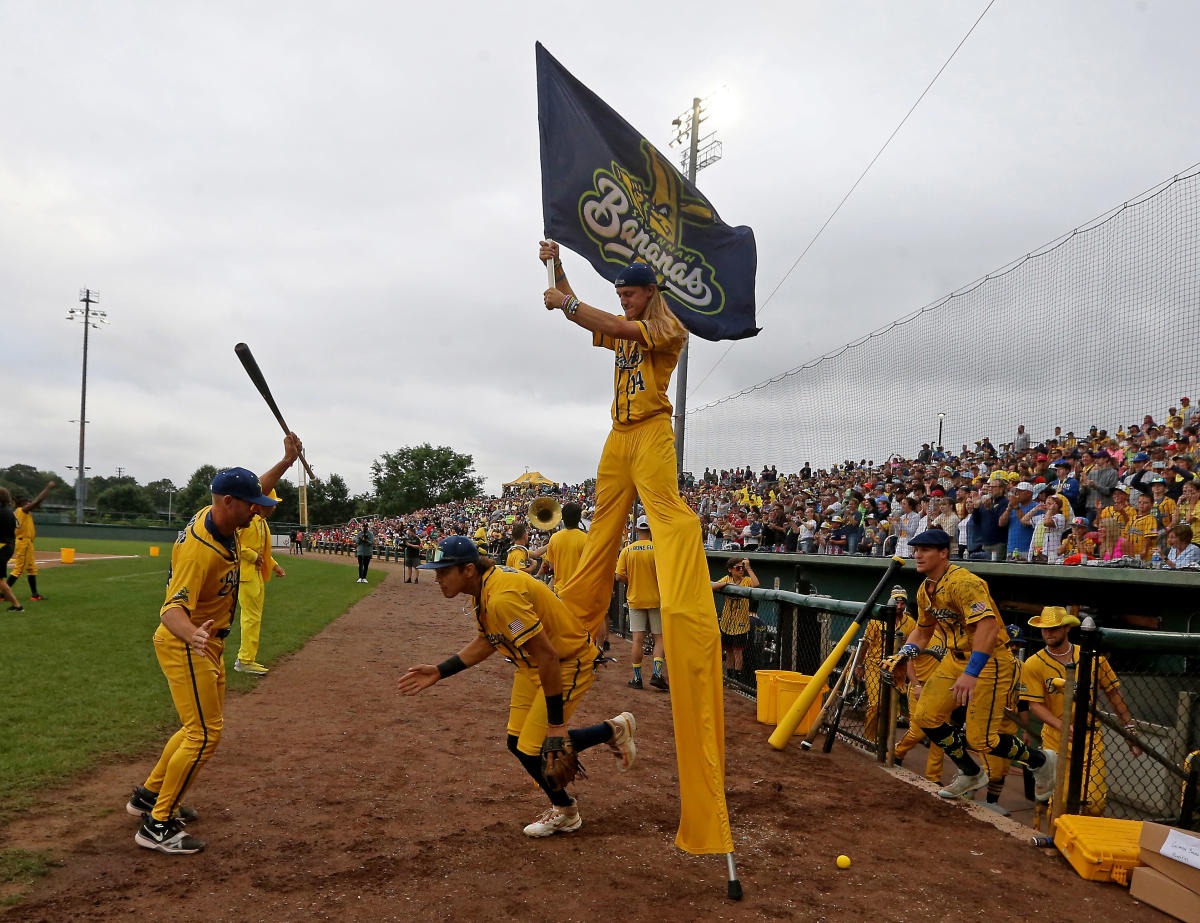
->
[[536, 43, 759, 342]]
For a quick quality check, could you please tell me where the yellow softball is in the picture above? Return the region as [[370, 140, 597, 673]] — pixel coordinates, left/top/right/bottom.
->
[[836, 854, 851, 869]]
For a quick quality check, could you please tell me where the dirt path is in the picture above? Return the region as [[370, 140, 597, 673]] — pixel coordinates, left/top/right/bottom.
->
[[2, 566, 1166, 921]]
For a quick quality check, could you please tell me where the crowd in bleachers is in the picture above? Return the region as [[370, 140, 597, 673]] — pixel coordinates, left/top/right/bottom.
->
[[316, 396, 1200, 569]]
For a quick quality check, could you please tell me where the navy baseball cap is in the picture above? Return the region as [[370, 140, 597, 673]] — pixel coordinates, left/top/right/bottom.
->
[[614, 261, 658, 287], [1133, 452, 1150, 462], [1005, 623, 1026, 645], [417, 535, 481, 569], [908, 528, 951, 549], [210, 468, 276, 506]]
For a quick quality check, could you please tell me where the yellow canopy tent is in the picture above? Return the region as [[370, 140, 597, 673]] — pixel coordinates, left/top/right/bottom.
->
[[503, 471, 557, 491]]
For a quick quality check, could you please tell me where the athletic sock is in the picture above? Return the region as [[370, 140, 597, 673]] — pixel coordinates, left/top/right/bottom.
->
[[4, 575, 14, 587], [509, 735, 573, 807], [569, 722, 615, 752], [986, 779, 1004, 802], [27, 576, 38, 596], [652, 658, 664, 677], [991, 733, 1041, 768], [632, 665, 643, 683], [924, 724, 980, 776]]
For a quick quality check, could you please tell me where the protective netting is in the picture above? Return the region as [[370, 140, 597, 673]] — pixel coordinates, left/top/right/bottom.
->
[[685, 165, 1200, 474]]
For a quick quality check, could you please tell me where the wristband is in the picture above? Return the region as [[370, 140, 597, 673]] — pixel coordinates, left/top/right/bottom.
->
[[436, 655, 467, 679], [964, 651, 990, 678], [562, 295, 580, 317], [545, 692, 564, 726], [899, 643, 921, 659]]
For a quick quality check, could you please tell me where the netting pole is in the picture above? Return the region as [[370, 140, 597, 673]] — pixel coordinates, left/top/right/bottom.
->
[[1065, 618, 1098, 816]]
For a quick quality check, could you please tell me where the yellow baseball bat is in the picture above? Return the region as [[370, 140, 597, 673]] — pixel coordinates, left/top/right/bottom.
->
[[768, 556, 905, 750]]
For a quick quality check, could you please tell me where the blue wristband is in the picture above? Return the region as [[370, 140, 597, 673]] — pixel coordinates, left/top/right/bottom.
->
[[964, 651, 991, 678], [899, 643, 921, 659]]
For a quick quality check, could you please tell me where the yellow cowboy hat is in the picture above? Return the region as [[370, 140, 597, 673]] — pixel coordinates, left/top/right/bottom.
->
[[1028, 606, 1080, 629]]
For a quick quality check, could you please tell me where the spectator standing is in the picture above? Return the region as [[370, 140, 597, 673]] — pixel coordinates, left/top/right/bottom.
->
[[1000, 481, 1037, 561], [971, 477, 1009, 559], [1024, 494, 1066, 563], [403, 526, 423, 583], [1014, 425, 1030, 455], [616, 517, 666, 691], [355, 523, 376, 583], [713, 557, 759, 676]]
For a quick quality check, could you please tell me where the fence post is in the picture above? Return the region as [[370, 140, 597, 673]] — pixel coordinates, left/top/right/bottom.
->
[[1066, 617, 1099, 815]]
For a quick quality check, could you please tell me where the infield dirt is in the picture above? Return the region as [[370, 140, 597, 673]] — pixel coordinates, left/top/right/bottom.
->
[[1, 562, 1167, 921]]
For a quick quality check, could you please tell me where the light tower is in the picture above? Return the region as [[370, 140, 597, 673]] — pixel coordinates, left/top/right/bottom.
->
[[65, 289, 108, 523]]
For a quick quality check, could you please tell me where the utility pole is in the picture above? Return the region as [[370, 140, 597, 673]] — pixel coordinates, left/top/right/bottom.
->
[[668, 95, 723, 479], [65, 289, 107, 523]]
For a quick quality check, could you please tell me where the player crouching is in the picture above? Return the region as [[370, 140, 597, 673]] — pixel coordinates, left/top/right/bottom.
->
[[398, 536, 637, 837]]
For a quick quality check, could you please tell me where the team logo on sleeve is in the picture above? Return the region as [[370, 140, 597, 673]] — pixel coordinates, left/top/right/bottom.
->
[[168, 587, 190, 604]]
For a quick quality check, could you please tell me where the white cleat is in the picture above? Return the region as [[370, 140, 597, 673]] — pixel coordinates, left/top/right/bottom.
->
[[938, 769, 988, 799], [522, 806, 582, 837], [607, 712, 637, 772]]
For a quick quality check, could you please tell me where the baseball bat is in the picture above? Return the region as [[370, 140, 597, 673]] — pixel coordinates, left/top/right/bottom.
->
[[821, 638, 868, 753], [801, 633, 868, 748], [233, 343, 316, 479], [769, 556, 904, 750]]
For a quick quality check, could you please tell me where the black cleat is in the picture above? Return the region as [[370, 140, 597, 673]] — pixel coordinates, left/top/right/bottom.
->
[[649, 674, 669, 692], [134, 815, 206, 854], [627, 677, 643, 689]]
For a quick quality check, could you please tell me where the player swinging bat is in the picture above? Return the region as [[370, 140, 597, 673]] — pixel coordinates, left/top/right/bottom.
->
[[234, 343, 315, 479]]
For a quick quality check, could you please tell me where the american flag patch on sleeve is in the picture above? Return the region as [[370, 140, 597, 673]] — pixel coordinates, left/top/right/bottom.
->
[[969, 601, 987, 615], [508, 619, 525, 635]]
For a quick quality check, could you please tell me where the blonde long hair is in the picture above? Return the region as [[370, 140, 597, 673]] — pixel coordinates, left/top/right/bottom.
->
[[642, 288, 688, 350]]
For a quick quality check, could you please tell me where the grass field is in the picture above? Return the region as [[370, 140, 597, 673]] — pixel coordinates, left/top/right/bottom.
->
[[1, 538, 379, 820]]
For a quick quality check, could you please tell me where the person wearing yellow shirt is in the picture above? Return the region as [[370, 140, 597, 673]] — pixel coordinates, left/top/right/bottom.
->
[[897, 529, 1057, 802], [6, 480, 55, 603], [529, 502, 588, 591], [1020, 606, 1141, 817], [616, 516, 665, 691], [234, 490, 286, 676], [858, 586, 916, 744], [398, 536, 635, 839], [712, 557, 759, 675], [505, 522, 539, 575], [1123, 493, 1160, 562], [128, 436, 300, 854]]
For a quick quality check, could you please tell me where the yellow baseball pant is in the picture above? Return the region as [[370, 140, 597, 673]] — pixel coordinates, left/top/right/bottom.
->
[[556, 413, 731, 854], [144, 628, 225, 822], [508, 659, 596, 756], [9, 540, 36, 577], [913, 651, 1017, 753], [236, 571, 265, 664]]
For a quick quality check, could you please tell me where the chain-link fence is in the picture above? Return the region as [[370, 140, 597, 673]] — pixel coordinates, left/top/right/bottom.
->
[[1063, 624, 1200, 830]]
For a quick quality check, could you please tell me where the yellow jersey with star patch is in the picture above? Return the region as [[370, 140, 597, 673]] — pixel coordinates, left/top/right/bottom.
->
[[159, 506, 241, 634], [475, 565, 597, 672], [593, 319, 681, 426], [915, 563, 1010, 656]]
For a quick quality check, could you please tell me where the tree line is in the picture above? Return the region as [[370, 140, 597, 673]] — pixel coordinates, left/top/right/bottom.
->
[[0, 443, 483, 525]]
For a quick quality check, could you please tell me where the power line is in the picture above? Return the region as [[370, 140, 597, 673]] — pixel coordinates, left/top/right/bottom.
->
[[687, 0, 997, 403]]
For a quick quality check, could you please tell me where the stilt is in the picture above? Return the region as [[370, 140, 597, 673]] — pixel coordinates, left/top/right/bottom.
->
[[725, 852, 742, 900]]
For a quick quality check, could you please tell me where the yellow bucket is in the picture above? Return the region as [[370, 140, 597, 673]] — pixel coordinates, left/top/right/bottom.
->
[[149, 546, 160, 557], [755, 670, 826, 736], [60, 548, 76, 564]]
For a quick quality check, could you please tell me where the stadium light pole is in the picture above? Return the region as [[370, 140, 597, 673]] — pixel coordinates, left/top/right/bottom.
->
[[937, 412, 946, 450], [668, 92, 724, 480], [65, 289, 107, 523]]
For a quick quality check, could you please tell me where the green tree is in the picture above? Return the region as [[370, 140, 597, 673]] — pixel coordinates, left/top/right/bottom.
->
[[95, 483, 155, 517], [174, 465, 219, 521], [370, 444, 483, 515], [144, 478, 178, 516], [308, 473, 358, 524], [0, 465, 72, 505]]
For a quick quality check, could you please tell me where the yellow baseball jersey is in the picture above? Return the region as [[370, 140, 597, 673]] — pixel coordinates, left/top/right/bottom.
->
[[1099, 504, 1134, 529], [1060, 533, 1099, 558], [14, 507, 35, 541], [1123, 513, 1158, 560], [505, 544, 531, 571], [615, 538, 659, 609], [158, 506, 240, 639], [1020, 646, 1120, 751], [474, 565, 596, 671], [862, 610, 917, 668], [237, 513, 273, 582], [715, 575, 754, 635], [544, 528, 587, 589], [593, 319, 682, 427], [916, 564, 1011, 656]]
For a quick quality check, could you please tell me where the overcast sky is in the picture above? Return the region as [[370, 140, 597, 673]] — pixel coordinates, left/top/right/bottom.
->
[[4, 1, 1197, 495]]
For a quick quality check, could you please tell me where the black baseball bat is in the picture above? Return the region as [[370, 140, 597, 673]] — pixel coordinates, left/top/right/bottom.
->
[[234, 343, 315, 478]]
